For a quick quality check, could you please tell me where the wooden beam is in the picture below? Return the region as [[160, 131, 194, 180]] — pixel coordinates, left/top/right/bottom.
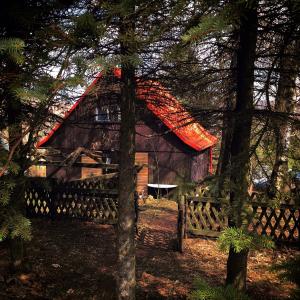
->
[[36, 161, 119, 169], [69, 172, 119, 182]]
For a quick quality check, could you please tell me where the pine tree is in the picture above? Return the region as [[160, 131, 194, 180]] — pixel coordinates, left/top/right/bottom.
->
[[84, 2, 200, 298], [116, 1, 137, 299], [268, 1, 300, 197], [0, 0, 89, 270]]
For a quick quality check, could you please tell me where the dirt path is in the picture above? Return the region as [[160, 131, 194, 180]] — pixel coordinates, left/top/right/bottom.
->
[[0, 199, 298, 299], [136, 201, 185, 299]]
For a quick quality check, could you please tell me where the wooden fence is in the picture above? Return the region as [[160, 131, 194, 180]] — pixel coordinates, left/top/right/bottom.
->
[[25, 177, 118, 224], [177, 195, 300, 252]]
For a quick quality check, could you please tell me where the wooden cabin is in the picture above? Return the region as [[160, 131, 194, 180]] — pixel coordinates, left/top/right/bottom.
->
[[37, 69, 217, 195]]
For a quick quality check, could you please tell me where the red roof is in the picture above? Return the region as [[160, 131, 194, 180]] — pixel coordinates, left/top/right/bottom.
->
[[37, 68, 217, 151]]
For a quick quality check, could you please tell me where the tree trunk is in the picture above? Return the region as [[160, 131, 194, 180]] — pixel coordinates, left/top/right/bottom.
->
[[7, 65, 27, 272], [9, 237, 25, 271], [117, 67, 136, 300], [216, 54, 236, 192], [8, 173, 26, 272], [116, 2, 136, 299], [216, 117, 233, 178], [226, 1, 258, 291], [216, 106, 234, 197], [269, 40, 299, 197], [216, 32, 238, 194], [226, 247, 249, 290]]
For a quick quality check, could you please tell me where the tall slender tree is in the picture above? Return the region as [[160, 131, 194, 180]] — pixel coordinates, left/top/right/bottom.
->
[[269, 0, 300, 196], [226, 0, 258, 290], [0, 0, 87, 270], [117, 1, 137, 299], [270, 40, 299, 196]]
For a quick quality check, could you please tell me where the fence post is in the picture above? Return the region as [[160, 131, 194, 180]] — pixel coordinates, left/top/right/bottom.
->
[[177, 195, 185, 253]]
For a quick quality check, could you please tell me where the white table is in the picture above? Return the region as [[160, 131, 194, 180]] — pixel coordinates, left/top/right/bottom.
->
[[147, 184, 178, 198]]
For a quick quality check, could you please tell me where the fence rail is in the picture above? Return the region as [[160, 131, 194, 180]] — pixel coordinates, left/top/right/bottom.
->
[[25, 178, 118, 224], [177, 195, 300, 252]]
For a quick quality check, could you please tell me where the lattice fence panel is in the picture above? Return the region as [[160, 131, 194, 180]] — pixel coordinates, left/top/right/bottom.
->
[[185, 196, 300, 243], [67, 176, 118, 191], [25, 178, 118, 224], [54, 189, 118, 223], [249, 205, 300, 242], [25, 180, 53, 218], [186, 198, 228, 237]]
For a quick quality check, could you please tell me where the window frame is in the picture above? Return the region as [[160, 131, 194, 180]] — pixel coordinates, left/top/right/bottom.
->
[[95, 104, 121, 123], [95, 106, 110, 123]]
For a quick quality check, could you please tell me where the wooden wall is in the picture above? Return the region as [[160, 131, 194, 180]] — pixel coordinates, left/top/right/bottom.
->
[[81, 155, 102, 179], [45, 152, 81, 181]]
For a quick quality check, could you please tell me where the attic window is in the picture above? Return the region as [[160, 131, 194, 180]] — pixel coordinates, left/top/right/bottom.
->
[[95, 106, 110, 122], [95, 105, 121, 122]]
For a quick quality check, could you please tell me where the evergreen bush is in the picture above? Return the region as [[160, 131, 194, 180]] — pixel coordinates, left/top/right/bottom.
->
[[188, 278, 250, 300]]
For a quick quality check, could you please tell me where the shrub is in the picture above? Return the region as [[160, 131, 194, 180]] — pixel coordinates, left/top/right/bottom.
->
[[188, 278, 250, 300], [218, 227, 275, 253]]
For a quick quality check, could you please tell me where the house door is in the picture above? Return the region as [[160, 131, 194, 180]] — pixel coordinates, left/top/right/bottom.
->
[[135, 152, 148, 195]]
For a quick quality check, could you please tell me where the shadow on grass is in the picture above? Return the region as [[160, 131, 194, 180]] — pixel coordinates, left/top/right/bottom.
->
[[247, 279, 292, 300]]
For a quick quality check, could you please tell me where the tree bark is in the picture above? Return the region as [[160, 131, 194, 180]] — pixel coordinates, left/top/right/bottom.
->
[[226, 0, 258, 291], [216, 102, 234, 197], [216, 52, 237, 192], [226, 248, 249, 290], [116, 2, 137, 299], [216, 116, 233, 178], [6, 60, 27, 271], [9, 237, 25, 271], [269, 40, 299, 197], [7, 106, 26, 272]]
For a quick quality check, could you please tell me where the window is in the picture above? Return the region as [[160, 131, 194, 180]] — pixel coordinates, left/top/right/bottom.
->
[[95, 105, 121, 122], [95, 106, 110, 122]]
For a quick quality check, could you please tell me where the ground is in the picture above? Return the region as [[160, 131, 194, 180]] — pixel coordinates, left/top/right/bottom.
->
[[0, 199, 299, 299]]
